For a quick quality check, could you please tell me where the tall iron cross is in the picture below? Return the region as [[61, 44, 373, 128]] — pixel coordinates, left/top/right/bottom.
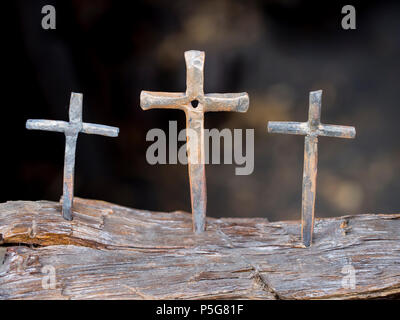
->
[[26, 92, 119, 221], [268, 90, 356, 247], [141, 50, 249, 233]]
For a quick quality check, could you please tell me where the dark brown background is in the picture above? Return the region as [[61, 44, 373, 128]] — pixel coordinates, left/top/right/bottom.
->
[[3, 0, 400, 221]]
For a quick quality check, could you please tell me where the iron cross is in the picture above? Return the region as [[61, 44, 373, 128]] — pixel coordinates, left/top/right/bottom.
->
[[26, 92, 119, 221], [140, 50, 249, 233], [268, 90, 356, 247]]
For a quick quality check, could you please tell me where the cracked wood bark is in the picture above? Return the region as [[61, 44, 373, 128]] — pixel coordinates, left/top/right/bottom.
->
[[0, 198, 399, 299]]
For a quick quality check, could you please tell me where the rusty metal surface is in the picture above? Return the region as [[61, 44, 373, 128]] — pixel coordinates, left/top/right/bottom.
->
[[268, 90, 356, 247], [26, 92, 119, 221], [140, 50, 249, 233]]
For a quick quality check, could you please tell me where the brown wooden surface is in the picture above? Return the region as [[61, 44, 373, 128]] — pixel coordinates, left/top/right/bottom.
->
[[0, 198, 399, 299]]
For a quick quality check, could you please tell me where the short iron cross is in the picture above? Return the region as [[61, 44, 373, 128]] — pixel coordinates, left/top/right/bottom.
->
[[268, 90, 356, 247], [141, 50, 249, 233], [26, 92, 119, 221]]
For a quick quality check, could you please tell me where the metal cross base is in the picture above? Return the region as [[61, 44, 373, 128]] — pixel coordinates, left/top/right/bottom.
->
[[268, 90, 356, 247], [26, 92, 119, 221]]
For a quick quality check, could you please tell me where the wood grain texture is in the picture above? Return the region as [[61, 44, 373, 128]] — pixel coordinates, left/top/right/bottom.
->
[[0, 198, 399, 299]]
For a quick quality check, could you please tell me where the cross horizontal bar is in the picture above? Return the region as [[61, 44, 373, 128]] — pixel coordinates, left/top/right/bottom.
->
[[317, 124, 356, 139], [81, 123, 119, 137], [140, 91, 250, 114], [268, 121, 309, 136], [204, 93, 249, 113], [267, 121, 356, 139], [26, 119, 69, 133], [140, 91, 187, 111]]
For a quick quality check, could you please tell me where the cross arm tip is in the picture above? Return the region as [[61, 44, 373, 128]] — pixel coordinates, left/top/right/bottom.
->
[[267, 121, 282, 133], [184, 50, 205, 61], [309, 90, 323, 109], [348, 126, 356, 139], [236, 92, 249, 113], [140, 90, 162, 110], [25, 119, 35, 129], [140, 90, 186, 111], [266, 121, 274, 133], [108, 126, 119, 137], [140, 90, 150, 110], [310, 89, 323, 97], [70, 92, 83, 99]]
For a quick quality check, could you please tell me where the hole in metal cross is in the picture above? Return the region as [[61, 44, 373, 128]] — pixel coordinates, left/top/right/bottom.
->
[[191, 100, 199, 108]]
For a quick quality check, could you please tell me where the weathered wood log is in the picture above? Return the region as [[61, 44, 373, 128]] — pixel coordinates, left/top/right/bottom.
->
[[0, 198, 399, 299]]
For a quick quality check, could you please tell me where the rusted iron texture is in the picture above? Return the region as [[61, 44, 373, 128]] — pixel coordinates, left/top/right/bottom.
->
[[26, 92, 119, 221], [141, 50, 249, 233], [268, 90, 356, 247]]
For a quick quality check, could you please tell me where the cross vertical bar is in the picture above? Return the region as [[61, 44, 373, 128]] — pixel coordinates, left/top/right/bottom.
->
[[186, 112, 206, 233], [301, 135, 318, 247], [62, 92, 83, 220], [185, 50, 207, 233], [308, 90, 322, 129], [62, 134, 78, 220], [69, 93, 83, 123], [185, 50, 204, 99], [301, 91, 321, 246]]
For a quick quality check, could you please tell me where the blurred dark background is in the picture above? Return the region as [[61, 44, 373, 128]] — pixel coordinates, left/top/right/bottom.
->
[[3, 0, 400, 221]]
